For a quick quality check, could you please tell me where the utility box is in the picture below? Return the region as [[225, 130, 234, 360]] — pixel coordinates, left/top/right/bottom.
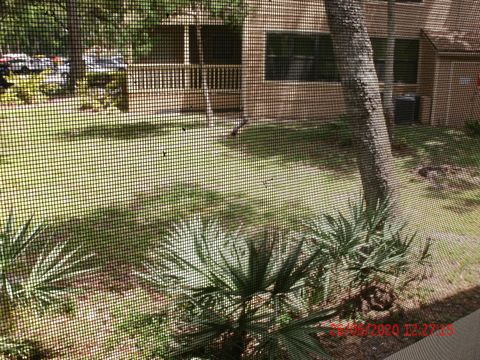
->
[[394, 95, 420, 124]]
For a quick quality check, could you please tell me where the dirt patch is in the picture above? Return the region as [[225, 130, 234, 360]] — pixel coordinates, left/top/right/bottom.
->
[[413, 164, 480, 190]]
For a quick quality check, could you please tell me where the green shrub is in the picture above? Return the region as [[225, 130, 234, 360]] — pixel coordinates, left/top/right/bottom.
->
[[40, 82, 66, 99], [0, 73, 48, 105], [0, 89, 21, 105], [465, 119, 480, 137], [138, 217, 336, 360], [77, 79, 104, 112], [85, 72, 124, 88], [304, 197, 431, 315], [116, 312, 171, 358], [105, 74, 128, 112], [0, 212, 93, 339], [0, 337, 45, 360], [0, 71, 66, 105], [78, 72, 127, 112]]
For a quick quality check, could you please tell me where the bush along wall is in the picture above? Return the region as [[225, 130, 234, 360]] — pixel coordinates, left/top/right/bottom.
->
[[465, 119, 480, 137], [80, 72, 128, 112], [0, 71, 68, 105]]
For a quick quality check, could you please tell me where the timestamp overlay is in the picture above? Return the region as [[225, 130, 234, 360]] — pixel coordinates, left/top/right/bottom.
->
[[325, 322, 455, 338]]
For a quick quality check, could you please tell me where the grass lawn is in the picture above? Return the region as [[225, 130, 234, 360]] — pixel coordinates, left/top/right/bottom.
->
[[1, 101, 479, 358]]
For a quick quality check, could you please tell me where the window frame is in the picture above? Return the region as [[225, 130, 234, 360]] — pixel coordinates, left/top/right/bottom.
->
[[265, 31, 419, 85], [371, 37, 420, 85], [264, 31, 340, 83]]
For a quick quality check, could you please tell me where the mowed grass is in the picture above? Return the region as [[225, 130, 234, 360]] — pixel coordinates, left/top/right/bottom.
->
[[0, 102, 359, 270], [1, 103, 479, 266], [1, 102, 479, 358]]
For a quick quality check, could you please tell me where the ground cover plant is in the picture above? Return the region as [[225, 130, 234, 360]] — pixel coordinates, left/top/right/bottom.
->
[[136, 199, 430, 359], [0, 102, 479, 358], [0, 212, 92, 359], [465, 119, 480, 137], [303, 197, 431, 316], [138, 217, 336, 359]]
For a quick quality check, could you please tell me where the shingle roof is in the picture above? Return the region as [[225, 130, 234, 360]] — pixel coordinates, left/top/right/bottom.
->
[[423, 29, 480, 53]]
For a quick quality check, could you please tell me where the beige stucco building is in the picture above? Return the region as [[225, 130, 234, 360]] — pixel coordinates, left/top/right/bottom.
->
[[128, 0, 480, 127]]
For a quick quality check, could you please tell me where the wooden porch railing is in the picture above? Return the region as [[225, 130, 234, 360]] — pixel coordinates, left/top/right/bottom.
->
[[128, 64, 242, 92]]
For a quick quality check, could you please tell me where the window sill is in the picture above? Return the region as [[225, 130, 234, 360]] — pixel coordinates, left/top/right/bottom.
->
[[264, 80, 418, 86]]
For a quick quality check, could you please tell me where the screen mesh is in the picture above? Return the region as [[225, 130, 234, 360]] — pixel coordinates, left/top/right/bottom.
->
[[0, 1, 479, 359]]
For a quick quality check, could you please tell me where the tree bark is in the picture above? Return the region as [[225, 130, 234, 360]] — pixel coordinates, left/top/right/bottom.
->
[[324, 0, 398, 212], [66, 0, 84, 93], [194, 5, 214, 128], [384, 0, 396, 144]]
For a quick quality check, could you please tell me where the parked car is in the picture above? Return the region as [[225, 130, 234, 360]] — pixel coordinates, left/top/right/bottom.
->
[[55, 61, 70, 76], [0, 54, 55, 74], [7, 59, 31, 74], [1, 54, 31, 74], [84, 56, 126, 73], [0, 59, 10, 76], [30, 57, 53, 73], [2, 53, 29, 62], [44, 72, 68, 88], [3, 55, 28, 74]]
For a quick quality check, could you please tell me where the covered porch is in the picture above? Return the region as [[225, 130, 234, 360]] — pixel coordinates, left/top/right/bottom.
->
[[127, 22, 242, 114]]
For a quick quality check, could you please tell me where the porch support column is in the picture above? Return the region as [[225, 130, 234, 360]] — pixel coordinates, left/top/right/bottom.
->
[[184, 25, 190, 89]]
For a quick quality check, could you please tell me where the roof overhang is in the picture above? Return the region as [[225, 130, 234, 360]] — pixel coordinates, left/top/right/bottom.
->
[[422, 29, 480, 57]]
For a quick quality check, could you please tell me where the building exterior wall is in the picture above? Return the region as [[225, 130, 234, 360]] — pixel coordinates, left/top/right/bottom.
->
[[430, 58, 480, 127], [429, 57, 451, 126], [242, 0, 480, 123], [127, 0, 480, 122], [417, 33, 437, 98]]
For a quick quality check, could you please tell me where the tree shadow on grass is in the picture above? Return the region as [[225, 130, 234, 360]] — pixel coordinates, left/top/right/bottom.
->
[[443, 197, 480, 214], [42, 183, 260, 291], [59, 122, 168, 140], [58, 118, 209, 141], [406, 164, 480, 216], [221, 123, 357, 175], [395, 125, 480, 170], [422, 187, 480, 215]]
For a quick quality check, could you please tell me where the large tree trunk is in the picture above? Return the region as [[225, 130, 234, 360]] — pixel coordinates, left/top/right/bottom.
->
[[194, 6, 214, 128], [66, 0, 84, 93], [324, 0, 397, 212], [384, 0, 396, 144]]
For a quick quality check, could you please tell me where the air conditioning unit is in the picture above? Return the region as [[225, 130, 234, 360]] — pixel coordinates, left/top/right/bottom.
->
[[394, 94, 420, 125]]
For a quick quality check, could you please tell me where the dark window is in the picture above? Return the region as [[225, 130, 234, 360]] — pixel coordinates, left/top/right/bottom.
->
[[265, 32, 339, 82], [189, 26, 242, 65], [371, 38, 419, 84], [266, 32, 418, 84]]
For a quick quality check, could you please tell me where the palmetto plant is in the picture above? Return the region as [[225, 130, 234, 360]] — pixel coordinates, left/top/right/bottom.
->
[[304, 197, 431, 312], [0, 212, 93, 336], [138, 216, 336, 360]]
